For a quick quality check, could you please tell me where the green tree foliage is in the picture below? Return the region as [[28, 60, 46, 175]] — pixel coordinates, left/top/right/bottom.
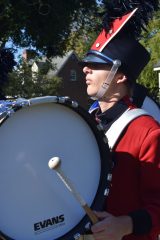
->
[[65, 13, 101, 58], [0, 0, 99, 99], [66, 28, 97, 59], [0, 0, 98, 57], [138, 10, 160, 99], [1, 1, 159, 100], [4, 61, 62, 98], [67, 6, 160, 99], [0, 48, 16, 99]]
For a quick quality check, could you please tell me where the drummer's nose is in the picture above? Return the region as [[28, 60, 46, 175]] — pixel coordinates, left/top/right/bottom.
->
[[83, 66, 92, 75]]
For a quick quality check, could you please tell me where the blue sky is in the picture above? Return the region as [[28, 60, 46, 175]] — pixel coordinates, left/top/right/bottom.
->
[[5, 40, 24, 62]]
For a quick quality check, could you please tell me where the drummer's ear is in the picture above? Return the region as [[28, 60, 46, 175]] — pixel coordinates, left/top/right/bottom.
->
[[116, 73, 127, 84]]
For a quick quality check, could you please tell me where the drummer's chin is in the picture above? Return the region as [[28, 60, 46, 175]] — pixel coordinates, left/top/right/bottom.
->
[[86, 89, 97, 98]]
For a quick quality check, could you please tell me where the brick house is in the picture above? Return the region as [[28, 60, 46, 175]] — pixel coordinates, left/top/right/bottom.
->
[[29, 50, 89, 109]]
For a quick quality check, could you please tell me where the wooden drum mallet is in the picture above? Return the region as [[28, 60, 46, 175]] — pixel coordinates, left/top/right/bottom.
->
[[48, 156, 98, 225]]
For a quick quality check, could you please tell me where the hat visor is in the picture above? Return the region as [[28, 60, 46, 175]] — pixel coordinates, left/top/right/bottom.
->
[[79, 54, 112, 67]]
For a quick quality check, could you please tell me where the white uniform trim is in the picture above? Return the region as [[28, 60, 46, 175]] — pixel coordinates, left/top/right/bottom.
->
[[105, 108, 150, 149]]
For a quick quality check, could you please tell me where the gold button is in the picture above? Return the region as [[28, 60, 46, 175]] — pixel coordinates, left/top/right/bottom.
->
[[96, 43, 100, 47]]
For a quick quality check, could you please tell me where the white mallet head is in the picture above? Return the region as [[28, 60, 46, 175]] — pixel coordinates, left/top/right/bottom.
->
[[48, 157, 61, 170]]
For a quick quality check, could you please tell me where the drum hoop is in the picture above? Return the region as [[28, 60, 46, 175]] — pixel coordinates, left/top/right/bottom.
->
[[0, 96, 113, 240]]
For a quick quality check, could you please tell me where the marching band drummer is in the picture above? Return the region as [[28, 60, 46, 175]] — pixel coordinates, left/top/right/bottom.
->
[[80, 2, 160, 240]]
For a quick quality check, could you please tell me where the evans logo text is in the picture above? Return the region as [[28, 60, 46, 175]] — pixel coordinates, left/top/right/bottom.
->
[[34, 214, 65, 233]]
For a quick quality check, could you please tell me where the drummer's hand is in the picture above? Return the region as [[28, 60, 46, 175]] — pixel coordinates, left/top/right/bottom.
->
[[91, 211, 133, 240]]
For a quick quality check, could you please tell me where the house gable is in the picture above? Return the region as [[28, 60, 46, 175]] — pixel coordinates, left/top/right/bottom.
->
[[28, 50, 89, 109]]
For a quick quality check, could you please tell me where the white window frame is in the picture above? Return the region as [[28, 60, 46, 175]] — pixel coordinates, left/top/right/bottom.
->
[[70, 69, 77, 81]]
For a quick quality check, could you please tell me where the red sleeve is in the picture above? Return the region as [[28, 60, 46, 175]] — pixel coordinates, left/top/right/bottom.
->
[[139, 128, 160, 237]]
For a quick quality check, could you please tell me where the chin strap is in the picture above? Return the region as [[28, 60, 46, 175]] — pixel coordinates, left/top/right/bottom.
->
[[93, 60, 121, 100]]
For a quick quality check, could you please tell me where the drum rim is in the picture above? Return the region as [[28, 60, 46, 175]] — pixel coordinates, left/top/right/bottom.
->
[[58, 101, 112, 240]]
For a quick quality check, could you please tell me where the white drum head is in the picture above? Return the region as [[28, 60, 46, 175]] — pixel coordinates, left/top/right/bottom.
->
[[0, 97, 111, 240]]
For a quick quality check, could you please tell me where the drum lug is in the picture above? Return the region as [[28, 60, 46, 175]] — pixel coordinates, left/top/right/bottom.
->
[[84, 222, 91, 230], [58, 96, 69, 103], [103, 136, 108, 144], [104, 187, 110, 196], [71, 100, 79, 108], [97, 123, 104, 131], [74, 232, 81, 239], [107, 173, 112, 181]]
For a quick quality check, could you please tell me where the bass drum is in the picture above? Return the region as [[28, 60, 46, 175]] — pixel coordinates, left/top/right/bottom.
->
[[132, 83, 160, 123], [0, 96, 112, 240]]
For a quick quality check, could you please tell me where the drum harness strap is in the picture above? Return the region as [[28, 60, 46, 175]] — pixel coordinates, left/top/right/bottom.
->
[[105, 108, 150, 150]]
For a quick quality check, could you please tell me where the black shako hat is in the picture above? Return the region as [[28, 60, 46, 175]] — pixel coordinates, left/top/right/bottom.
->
[[81, 9, 150, 82]]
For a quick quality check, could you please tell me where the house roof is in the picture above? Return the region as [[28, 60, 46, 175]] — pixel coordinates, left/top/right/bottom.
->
[[32, 50, 79, 76], [34, 61, 46, 69], [49, 50, 79, 75]]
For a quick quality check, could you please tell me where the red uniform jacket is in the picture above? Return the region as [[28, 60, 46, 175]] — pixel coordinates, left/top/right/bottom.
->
[[105, 114, 160, 240]]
